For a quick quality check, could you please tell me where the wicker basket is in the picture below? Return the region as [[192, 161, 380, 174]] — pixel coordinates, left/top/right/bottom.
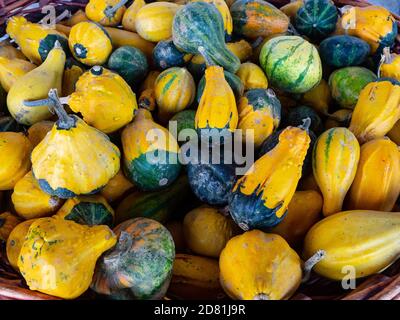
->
[[0, 0, 400, 301]]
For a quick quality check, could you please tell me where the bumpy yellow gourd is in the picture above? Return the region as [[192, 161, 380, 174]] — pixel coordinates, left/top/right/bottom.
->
[[0, 212, 21, 242], [0, 57, 35, 92], [312, 128, 360, 217], [347, 138, 400, 212], [236, 62, 268, 90], [0, 132, 32, 190], [68, 66, 138, 133], [303, 210, 400, 280], [122, 0, 146, 32], [349, 81, 400, 144], [100, 169, 134, 203], [220, 230, 302, 300], [27, 121, 54, 148], [227, 40, 253, 62], [302, 79, 331, 115], [85, 0, 127, 26], [7, 43, 65, 126], [12, 171, 63, 220], [18, 217, 117, 299], [380, 47, 400, 81]]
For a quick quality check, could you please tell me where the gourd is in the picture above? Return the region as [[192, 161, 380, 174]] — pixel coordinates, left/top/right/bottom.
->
[[55, 24, 71, 37], [6, 219, 35, 270], [85, 0, 128, 27], [270, 190, 322, 248], [31, 89, 121, 199], [0, 40, 27, 60], [11, 171, 63, 220], [301, 79, 331, 115], [0, 57, 35, 92], [100, 169, 134, 203], [64, 9, 89, 26], [0, 212, 21, 242], [260, 36, 322, 94], [237, 88, 281, 148], [62, 58, 84, 96], [280, 0, 303, 21], [167, 254, 226, 300], [27, 121, 54, 148], [170, 110, 197, 144], [153, 39, 192, 70], [135, 2, 181, 42], [328, 67, 377, 109], [349, 80, 400, 144], [165, 220, 186, 253], [172, 2, 240, 73], [0, 132, 32, 190], [312, 128, 360, 216], [154, 67, 196, 122], [107, 46, 148, 87], [226, 40, 252, 62], [229, 122, 311, 230], [0, 116, 23, 132], [91, 217, 175, 300], [294, 0, 338, 41], [230, 0, 289, 38], [183, 206, 238, 258], [122, 0, 146, 32], [286, 105, 323, 134], [380, 47, 400, 81], [236, 62, 268, 91], [138, 81, 158, 111], [303, 210, 400, 280], [115, 175, 193, 224], [55, 195, 114, 227], [319, 35, 370, 68], [67, 66, 138, 134], [324, 109, 352, 130], [68, 21, 113, 66], [121, 108, 181, 191], [7, 42, 65, 126], [346, 138, 400, 212], [219, 230, 302, 300], [387, 120, 400, 145], [6, 16, 68, 64], [18, 217, 117, 299]]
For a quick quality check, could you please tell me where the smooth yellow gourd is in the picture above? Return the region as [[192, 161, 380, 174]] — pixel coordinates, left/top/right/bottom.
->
[[0, 57, 35, 92], [312, 128, 360, 217], [27, 121, 54, 148], [100, 169, 134, 203], [302, 79, 331, 115], [0, 212, 21, 242], [349, 81, 400, 144], [85, 0, 127, 26], [227, 40, 253, 62], [18, 217, 117, 299], [0, 132, 32, 190], [236, 62, 268, 90], [380, 47, 400, 81], [346, 138, 400, 211], [7, 43, 65, 126], [219, 230, 302, 300], [303, 210, 400, 280], [122, 0, 146, 32]]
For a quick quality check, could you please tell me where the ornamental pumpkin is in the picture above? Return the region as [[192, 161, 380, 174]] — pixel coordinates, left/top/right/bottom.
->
[[7, 42, 65, 126], [229, 122, 311, 230], [6, 16, 68, 64], [122, 0, 146, 32], [0, 132, 32, 190], [303, 210, 400, 280], [380, 47, 400, 81], [121, 109, 181, 191], [220, 230, 302, 300], [18, 217, 116, 299], [236, 62, 268, 91], [31, 89, 121, 199], [312, 128, 360, 217], [85, 0, 127, 26], [62, 58, 84, 96], [0, 57, 35, 92], [91, 217, 175, 300], [153, 40, 193, 70], [301, 79, 331, 116], [68, 21, 112, 66], [27, 121, 54, 148], [226, 40, 252, 62], [349, 80, 400, 144], [0, 212, 21, 241], [260, 36, 322, 94], [346, 138, 400, 212], [100, 169, 134, 203], [67, 66, 138, 134], [11, 171, 63, 220]]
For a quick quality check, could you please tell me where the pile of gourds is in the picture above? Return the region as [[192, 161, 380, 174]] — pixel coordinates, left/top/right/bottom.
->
[[0, 0, 400, 300]]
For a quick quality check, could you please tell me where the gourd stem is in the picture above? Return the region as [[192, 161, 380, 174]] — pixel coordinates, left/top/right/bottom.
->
[[299, 117, 311, 132], [378, 47, 393, 78], [23, 96, 70, 108], [104, 0, 129, 17], [253, 293, 270, 300], [48, 89, 76, 129], [198, 46, 215, 67], [302, 250, 326, 283]]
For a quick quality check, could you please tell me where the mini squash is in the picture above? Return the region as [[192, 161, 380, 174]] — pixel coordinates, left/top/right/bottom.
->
[[122, 0, 146, 32], [62, 58, 85, 97], [286, 105, 323, 134], [301, 79, 331, 116], [312, 128, 360, 217], [153, 39, 193, 70], [69, 21, 112, 66], [100, 169, 134, 203], [380, 47, 400, 81], [0, 212, 21, 242], [85, 0, 127, 26], [226, 40, 252, 62], [31, 89, 121, 199], [236, 62, 268, 91], [0, 57, 35, 92], [12, 171, 63, 220], [0, 132, 32, 190], [27, 120, 54, 148]]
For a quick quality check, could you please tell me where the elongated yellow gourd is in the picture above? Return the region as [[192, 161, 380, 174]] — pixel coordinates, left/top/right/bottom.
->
[[346, 138, 400, 211], [0, 57, 35, 92], [380, 47, 400, 81], [85, 0, 127, 26], [312, 128, 360, 217], [349, 81, 400, 144], [303, 210, 400, 280], [122, 0, 146, 32], [7, 43, 65, 126]]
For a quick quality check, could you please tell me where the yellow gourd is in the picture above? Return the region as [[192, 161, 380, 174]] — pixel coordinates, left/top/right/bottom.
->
[[0, 40, 27, 60], [122, 0, 146, 32], [18, 217, 117, 299], [301, 79, 331, 115], [380, 47, 400, 81], [138, 70, 160, 111], [387, 119, 400, 145], [0, 132, 32, 190], [0, 57, 36, 92], [349, 80, 400, 144], [62, 59, 85, 96], [27, 121, 54, 148], [63, 9, 89, 26], [85, 0, 127, 26], [280, 0, 304, 21], [219, 230, 302, 300], [227, 40, 253, 62], [303, 210, 400, 280], [346, 138, 400, 212], [0, 212, 21, 242], [7, 42, 65, 126], [100, 169, 135, 203], [236, 62, 268, 90], [11, 171, 63, 220], [312, 128, 360, 217]]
